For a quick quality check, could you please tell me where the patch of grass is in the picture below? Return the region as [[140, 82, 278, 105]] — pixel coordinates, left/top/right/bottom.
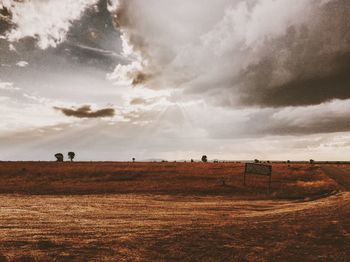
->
[[0, 162, 340, 199]]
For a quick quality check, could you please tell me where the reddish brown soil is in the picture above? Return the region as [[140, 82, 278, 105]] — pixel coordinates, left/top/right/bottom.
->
[[0, 162, 338, 199], [0, 162, 349, 261]]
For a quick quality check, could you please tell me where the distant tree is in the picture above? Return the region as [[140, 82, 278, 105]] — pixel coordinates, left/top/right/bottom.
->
[[55, 153, 64, 162], [287, 160, 291, 164], [310, 159, 315, 164], [132, 158, 135, 162], [254, 159, 259, 163], [67, 152, 75, 162], [191, 159, 194, 163], [201, 155, 208, 162]]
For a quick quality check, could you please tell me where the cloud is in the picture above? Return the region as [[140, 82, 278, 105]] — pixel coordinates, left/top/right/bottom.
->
[[54, 105, 115, 118], [129, 96, 164, 106], [0, 81, 19, 90], [243, 103, 350, 137], [16, 60, 28, 67], [236, 1, 350, 107], [0, 3, 13, 35], [0, 89, 73, 133], [2, 0, 98, 49], [194, 99, 350, 139], [111, 0, 350, 108], [1, 0, 350, 161], [129, 97, 147, 105], [1, 111, 350, 161]]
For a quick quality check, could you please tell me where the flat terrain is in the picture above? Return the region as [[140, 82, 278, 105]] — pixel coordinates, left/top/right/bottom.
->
[[0, 162, 339, 198], [0, 162, 349, 261], [321, 165, 350, 191]]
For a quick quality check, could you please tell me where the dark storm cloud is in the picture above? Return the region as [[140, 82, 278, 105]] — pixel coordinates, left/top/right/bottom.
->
[[113, 0, 350, 107], [249, 110, 350, 136], [54, 105, 115, 118], [206, 100, 350, 139], [0, 6, 13, 35], [238, 1, 350, 107], [0, 4, 14, 54]]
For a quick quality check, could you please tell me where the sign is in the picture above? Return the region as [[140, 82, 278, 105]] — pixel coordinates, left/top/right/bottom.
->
[[245, 163, 272, 176], [243, 163, 272, 191]]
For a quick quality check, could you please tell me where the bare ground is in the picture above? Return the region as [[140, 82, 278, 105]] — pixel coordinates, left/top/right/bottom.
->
[[0, 163, 349, 261], [322, 165, 350, 191]]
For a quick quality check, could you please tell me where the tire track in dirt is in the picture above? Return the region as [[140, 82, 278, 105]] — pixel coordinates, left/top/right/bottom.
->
[[322, 166, 350, 242], [322, 165, 350, 191], [0, 165, 349, 260], [0, 192, 349, 260]]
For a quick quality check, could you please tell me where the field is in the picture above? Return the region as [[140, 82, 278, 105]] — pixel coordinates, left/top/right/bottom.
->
[[0, 162, 339, 198], [0, 162, 349, 261]]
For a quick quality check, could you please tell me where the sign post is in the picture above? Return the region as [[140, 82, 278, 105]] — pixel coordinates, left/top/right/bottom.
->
[[243, 163, 272, 192]]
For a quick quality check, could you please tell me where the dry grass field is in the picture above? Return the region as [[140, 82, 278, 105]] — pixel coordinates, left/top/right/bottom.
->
[[0, 162, 339, 198], [0, 162, 349, 261]]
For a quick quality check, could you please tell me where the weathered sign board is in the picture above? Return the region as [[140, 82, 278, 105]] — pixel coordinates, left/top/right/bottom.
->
[[244, 163, 272, 191]]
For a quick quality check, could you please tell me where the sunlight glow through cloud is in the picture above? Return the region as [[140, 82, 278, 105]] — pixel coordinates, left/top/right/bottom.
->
[[0, 0, 349, 160]]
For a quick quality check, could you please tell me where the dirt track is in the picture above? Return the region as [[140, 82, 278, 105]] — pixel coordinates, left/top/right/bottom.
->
[[0, 192, 350, 261], [322, 165, 350, 191], [0, 164, 349, 261]]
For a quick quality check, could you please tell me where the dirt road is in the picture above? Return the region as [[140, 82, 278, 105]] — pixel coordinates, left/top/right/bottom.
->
[[0, 165, 349, 261], [322, 165, 350, 191], [0, 192, 350, 261]]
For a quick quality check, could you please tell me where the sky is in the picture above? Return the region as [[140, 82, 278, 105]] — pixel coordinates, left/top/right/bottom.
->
[[0, 0, 349, 161]]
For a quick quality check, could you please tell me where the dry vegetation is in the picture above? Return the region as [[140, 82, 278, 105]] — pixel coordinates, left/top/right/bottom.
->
[[0, 162, 339, 199], [0, 162, 349, 261]]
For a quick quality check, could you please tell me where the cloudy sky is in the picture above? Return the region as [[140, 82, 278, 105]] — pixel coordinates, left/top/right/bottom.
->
[[0, 0, 349, 161]]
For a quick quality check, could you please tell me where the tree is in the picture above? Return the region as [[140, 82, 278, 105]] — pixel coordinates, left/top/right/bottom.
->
[[201, 155, 208, 162], [68, 152, 75, 162], [55, 153, 64, 162], [254, 159, 259, 163], [191, 159, 194, 163], [310, 159, 315, 164]]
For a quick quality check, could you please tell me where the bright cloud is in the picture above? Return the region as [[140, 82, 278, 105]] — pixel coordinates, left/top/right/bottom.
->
[[0, 0, 349, 161], [16, 61, 28, 67], [3, 0, 98, 49], [112, 0, 350, 108]]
